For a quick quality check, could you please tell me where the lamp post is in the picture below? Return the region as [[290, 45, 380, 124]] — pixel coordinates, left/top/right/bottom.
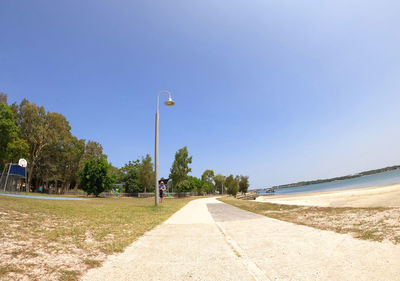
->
[[155, 90, 175, 206]]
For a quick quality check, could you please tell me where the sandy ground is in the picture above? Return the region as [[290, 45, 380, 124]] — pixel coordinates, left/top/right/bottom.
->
[[83, 197, 400, 281], [256, 184, 400, 207]]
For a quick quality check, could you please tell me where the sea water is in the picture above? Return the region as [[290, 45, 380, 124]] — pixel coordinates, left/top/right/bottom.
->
[[259, 169, 400, 196]]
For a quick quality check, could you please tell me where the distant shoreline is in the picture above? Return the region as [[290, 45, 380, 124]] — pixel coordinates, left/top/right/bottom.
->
[[253, 165, 400, 192]]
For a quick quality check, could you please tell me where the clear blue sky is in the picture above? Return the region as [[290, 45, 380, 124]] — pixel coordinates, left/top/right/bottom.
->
[[1, 1, 400, 188]]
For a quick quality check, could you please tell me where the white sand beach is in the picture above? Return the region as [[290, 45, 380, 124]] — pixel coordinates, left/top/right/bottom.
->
[[256, 184, 400, 207]]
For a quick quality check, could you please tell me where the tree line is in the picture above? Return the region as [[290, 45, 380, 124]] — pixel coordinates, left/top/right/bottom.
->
[[165, 146, 250, 196], [1, 94, 250, 196], [0, 94, 109, 193]]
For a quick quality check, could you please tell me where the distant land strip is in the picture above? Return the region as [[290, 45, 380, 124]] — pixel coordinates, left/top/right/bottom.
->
[[255, 165, 400, 192]]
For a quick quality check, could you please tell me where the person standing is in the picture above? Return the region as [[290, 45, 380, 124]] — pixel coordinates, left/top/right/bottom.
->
[[159, 181, 166, 203]]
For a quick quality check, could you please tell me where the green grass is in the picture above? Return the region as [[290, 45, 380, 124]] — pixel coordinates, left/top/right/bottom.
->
[[0, 195, 195, 280], [219, 197, 399, 244]]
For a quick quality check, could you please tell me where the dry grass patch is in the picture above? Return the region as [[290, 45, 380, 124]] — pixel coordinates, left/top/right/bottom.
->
[[0, 264, 24, 277], [219, 197, 400, 244], [0, 195, 194, 280]]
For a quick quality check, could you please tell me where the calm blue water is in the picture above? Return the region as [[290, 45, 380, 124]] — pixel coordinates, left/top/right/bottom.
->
[[0, 193, 89, 200], [259, 169, 400, 196]]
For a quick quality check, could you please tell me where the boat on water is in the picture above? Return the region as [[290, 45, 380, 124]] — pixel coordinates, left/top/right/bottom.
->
[[255, 187, 275, 195]]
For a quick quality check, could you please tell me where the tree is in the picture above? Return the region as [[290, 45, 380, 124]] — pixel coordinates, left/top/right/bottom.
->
[[201, 169, 215, 183], [169, 146, 192, 188], [138, 154, 155, 193], [6, 139, 29, 164], [0, 103, 19, 169], [15, 99, 50, 191], [59, 136, 85, 193], [239, 175, 250, 194], [225, 174, 239, 196], [78, 157, 115, 196], [175, 179, 191, 192], [213, 174, 226, 194], [119, 160, 141, 193], [73, 140, 104, 190], [2, 97, 108, 193], [0, 103, 29, 170], [0, 93, 7, 104], [109, 164, 123, 183], [82, 141, 106, 161], [45, 112, 75, 192], [201, 169, 215, 194], [26, 111, 80, 193], [188, 176, 205, 194]]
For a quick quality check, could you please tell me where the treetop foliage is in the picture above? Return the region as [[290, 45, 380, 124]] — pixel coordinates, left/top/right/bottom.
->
[[225, 174, 240, 196], [0, 93, 7, 104], [169, 146, 192, 190], [239, 175, 250, 194]]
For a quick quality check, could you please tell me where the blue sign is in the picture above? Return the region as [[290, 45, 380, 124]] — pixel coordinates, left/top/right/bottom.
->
[[9, 164, 26, 177]]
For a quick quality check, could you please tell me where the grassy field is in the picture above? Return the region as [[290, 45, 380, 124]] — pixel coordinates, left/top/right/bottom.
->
[[0, 195, 194, 281], [219, 197, 400, 244]]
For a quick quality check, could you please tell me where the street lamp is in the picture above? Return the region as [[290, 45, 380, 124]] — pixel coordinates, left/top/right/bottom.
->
[[155, 90, 175, 206]]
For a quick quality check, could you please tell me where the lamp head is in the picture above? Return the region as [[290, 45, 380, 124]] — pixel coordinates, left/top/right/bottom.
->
[[164, 97, 175, 106]]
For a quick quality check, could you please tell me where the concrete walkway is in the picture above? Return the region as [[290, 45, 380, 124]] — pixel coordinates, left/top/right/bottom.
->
[[82, 197, 400, 281]]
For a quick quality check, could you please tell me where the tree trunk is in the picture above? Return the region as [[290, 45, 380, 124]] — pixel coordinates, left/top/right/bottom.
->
[[35, 179, 40, 191], [27, 166, 33, 193], [63, 182, 70, 194], [74, 177, 80, 190]]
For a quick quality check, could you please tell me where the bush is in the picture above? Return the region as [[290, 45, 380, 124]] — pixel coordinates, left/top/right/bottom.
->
[[175, 179, 191, 192], [78, 157, 115, 196], [188, 176, 205, 194]]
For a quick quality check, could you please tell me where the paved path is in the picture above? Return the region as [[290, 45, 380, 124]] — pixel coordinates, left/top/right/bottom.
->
[[83, 197, 400, 281]]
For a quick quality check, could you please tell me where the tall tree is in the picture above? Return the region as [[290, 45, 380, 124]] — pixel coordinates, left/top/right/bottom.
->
[[201, 169, 215, 194], [169, 146, 192, 188], [32, 112, 75, 192], [213, 174, 226, 194], [138, 154, 155, 193], [73, 140, 104, 190], [0, 103, 19, 169], [59, 136, 85, 193], [225, 174, 239, 196], [15, 99, 50, 191], [119, 160, 141, 193], [239, 175, 250, 194]]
